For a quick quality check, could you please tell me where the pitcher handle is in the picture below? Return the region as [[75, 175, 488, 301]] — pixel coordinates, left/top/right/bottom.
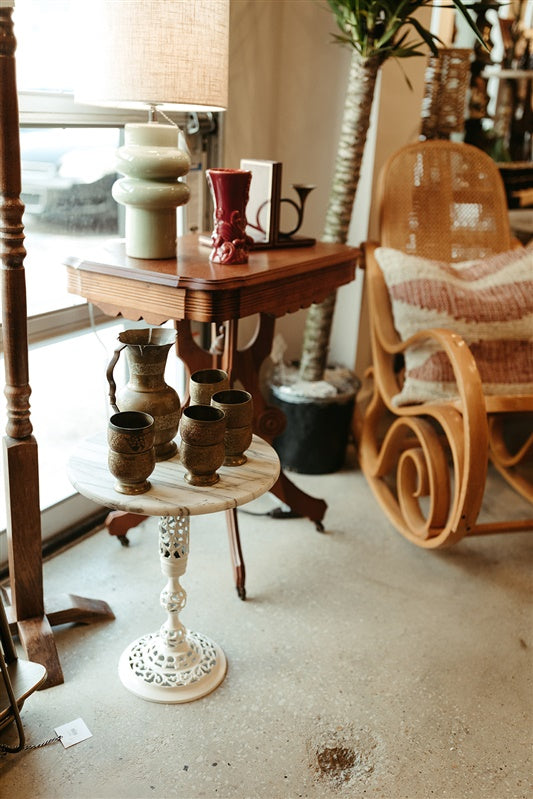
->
[[106, 343, 127, 415]]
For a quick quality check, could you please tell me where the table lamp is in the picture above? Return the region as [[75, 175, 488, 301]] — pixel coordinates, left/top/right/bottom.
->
[[74, 0, 229, 260]]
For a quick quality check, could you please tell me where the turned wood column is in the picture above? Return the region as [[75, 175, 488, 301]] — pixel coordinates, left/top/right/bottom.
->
[[0, 3, 115, 687]]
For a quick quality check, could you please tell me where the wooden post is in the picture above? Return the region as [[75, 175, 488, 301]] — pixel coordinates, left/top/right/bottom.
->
[[0, 2, 64, 687]]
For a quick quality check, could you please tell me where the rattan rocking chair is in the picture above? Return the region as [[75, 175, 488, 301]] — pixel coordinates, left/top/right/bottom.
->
[[359, 140, 533, 548]]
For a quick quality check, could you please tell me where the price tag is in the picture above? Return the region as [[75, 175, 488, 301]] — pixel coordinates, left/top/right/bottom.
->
[[54, 718, 93, 749]]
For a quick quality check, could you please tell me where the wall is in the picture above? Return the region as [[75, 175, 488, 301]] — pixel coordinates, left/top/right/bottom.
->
[[225, 0, 349, 235], [224, 0, 283, 168], [224, 0, 430, 374]]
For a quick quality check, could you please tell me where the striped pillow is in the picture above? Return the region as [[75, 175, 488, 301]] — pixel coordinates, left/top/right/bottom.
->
[[374, 246, 533, 405]]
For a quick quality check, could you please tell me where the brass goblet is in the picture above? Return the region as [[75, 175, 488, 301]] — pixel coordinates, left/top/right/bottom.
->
[[179, 405, 226, 486], [211, 389, 253, 466], [108, 410, 156, 495], [189, 368, 229, 406]]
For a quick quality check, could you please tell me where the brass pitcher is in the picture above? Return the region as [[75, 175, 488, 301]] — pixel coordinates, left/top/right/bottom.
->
[[106, 328, 181, 460]]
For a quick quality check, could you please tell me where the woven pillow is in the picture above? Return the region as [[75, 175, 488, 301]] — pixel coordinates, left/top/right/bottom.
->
[[374, 246, 533, 405]]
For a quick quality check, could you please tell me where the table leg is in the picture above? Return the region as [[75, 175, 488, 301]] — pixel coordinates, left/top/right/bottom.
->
[[229, 314, 328, 529], [105, 510, 147, 546], [176, 313, 328, 529], [172, 315, 328, 602], [225, 509, 245, 600], [118, 514, 227, 703]]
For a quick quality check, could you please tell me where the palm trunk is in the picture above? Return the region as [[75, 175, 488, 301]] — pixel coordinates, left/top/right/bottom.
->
[[298, 51, 380, 382]]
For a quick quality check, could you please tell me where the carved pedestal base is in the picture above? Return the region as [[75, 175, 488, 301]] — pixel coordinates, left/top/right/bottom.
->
[[117, 514, 227, 703], [118, 630, 226, 704]]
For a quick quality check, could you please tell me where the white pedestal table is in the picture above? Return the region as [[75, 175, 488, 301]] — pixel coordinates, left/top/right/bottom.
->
[[67, 433, 280, 704]]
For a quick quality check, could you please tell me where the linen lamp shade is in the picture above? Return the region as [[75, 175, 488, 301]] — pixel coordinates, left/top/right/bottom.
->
[[74, 0, 229, 112]]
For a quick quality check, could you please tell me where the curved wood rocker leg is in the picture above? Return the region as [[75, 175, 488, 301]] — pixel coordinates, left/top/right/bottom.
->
[[360, 377, 488, 548], [488, 414, 533, 504]]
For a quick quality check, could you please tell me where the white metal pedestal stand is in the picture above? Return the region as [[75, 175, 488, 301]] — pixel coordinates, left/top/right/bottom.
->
[[118, 515, 226, 703], [68, 433, 279, 704]]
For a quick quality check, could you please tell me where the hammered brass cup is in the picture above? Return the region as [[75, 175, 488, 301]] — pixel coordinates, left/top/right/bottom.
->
[[108, 411, 156, 495], [189, 368, 229, 405], [211, 389, 253, 466], [179, 405, 226, 486]]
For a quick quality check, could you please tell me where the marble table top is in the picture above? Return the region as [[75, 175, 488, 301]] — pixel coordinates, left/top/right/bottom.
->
[[68, 433, 280, 517]]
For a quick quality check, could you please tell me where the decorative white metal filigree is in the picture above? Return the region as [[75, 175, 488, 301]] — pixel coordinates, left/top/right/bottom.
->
[[126, 631, 218, 688], [158, 515, 189, 648], [159, 514, 189, 560]]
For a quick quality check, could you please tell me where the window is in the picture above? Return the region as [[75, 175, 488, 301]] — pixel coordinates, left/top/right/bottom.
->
[[19, 125, 122, 316]]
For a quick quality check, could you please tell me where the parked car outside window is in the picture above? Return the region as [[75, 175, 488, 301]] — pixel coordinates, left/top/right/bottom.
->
[[20, 127, 120, 232]]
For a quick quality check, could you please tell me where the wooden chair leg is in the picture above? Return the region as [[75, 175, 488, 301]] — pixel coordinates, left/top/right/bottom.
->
[[225, 508, 246, 600]]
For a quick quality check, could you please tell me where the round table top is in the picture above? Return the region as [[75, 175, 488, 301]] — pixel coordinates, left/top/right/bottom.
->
[[67, 433, 280, 517]]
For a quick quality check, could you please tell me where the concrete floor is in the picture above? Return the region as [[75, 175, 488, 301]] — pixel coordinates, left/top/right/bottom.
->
[[1, 451, 532, 799]]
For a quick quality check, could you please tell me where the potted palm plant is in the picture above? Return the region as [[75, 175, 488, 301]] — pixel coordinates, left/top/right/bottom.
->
[[271, 0, 490, 474]]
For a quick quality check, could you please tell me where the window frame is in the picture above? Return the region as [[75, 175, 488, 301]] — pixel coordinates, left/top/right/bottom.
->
[[18, 90, 190, 128]]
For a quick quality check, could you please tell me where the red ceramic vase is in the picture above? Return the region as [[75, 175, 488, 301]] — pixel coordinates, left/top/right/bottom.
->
[[206, 168, 253, 265]]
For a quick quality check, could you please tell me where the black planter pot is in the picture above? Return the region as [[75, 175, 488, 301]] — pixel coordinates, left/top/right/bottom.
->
[[270, 385, 357, 474]]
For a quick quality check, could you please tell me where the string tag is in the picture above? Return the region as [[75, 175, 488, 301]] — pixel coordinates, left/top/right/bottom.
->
[[54, 718, 92, 749]]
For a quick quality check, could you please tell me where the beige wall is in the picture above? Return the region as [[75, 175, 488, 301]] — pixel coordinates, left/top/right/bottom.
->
[[225, 0, 349, 236], [224, 0, 284, 169], [224, 0, 430, 373]]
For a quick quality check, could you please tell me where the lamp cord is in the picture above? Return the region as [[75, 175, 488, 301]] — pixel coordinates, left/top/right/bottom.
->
[[154, 109, 191, 161], [157, 108, 178, 127]]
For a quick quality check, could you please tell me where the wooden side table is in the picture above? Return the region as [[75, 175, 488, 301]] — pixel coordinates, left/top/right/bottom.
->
[[67, 434, 279, 703], [65, 235, 358, 597]]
